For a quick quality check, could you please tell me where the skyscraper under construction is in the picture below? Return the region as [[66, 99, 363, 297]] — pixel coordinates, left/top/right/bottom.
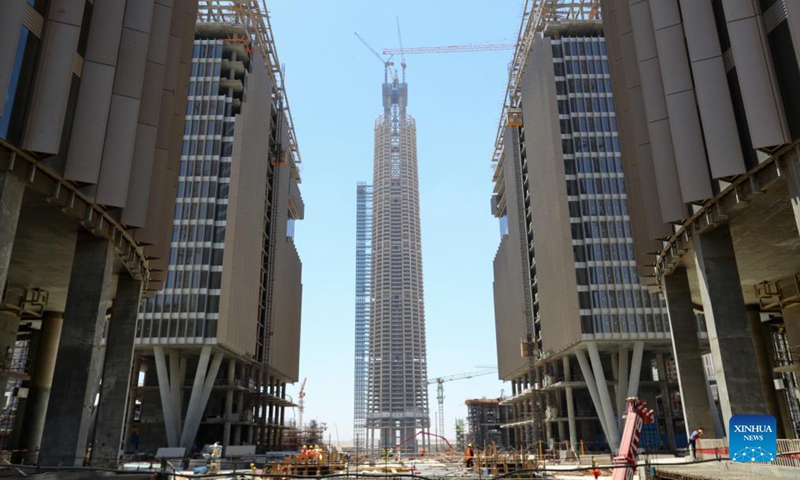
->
[[366, 68, 430, 452]]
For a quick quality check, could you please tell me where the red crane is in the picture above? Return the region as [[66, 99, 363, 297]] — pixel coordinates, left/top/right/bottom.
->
[[610, 398, 655, 480]]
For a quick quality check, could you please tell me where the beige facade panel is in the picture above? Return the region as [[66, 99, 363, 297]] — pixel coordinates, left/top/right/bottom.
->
[[269, 240, 303, 383], [83, 0, 126, 67], [603, 0, 663, 261], [64, 62, 115, 183], [122, 0, 155, 35], [22, 21, 81, 154], [113, 29, 151, 99], [665, 91, 713, 201], [122, 2, 172, 228], [651, 14, 713, 202], [680, 0, 746, 178], [785, 1, 800, 70], [218, 55, 273, 358], [95, 94, 140, 206], [48, 0, 85, 26], [521, 39, 582, 353], [604, 0, 671, 248], [723, 4, 791, 148], [64, 0, 127, 184], [0, 1, 26, 115], [493, 237, 529, 381], [121, 123, 158, 227], [626, 0, 685, 221]]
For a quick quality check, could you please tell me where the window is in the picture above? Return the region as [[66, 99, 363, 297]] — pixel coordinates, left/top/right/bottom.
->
[[1, 27, 39, 141]]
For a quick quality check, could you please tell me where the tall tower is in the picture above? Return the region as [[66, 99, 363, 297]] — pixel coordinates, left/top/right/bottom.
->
[[353, 182, 373, 450], [367, 72, 430, 452]]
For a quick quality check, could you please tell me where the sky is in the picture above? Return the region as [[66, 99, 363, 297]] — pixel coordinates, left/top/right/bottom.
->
[[267, 1, 525, 444]]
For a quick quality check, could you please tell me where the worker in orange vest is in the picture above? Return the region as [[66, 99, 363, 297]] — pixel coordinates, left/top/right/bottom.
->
[[592, 457, 600, 479], [300, 445, 308, 462], [465, 443, 475, 469]]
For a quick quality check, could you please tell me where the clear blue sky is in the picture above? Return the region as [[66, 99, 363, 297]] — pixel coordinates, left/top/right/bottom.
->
[[268, 1, 523, 444]]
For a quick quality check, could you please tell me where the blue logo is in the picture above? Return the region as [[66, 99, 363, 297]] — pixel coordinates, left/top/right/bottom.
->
[[729, 415, 776, 463]]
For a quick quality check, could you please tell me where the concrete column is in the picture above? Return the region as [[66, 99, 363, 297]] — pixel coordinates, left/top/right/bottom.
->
[[153, 346, 180, 446], [92, 274, 142, 466], [123, 356, 141, 453], [617, 347, 629, 430], [694, 224, 767, 431], [663, 267, 715, 437], [746, 308, 784, 436], [575, 349, 613, 449], [179, 348, 223, 449], [16, 312, 62, 463], [563, 357, 577, 451], [0, 168, 24, 294], [627, 342, 645, 399], [223, 359, 235, 446], [655, 354, 677, 450], [39, 233, 115, 467], [587, 343, 620, 449]]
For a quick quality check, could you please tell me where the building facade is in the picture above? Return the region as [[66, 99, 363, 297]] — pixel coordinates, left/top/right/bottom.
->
[[491, 19, 681, 453], [465, 398, 516, 450], [601, 0, 800, 439], [366, 71, 430, 452], [353, 182, 373, 450], [129, 9, 304, 454], [0, 0, 197, 466]]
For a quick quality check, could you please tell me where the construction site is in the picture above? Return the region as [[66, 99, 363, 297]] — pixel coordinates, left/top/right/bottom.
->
[[3, 0, 800, 479]]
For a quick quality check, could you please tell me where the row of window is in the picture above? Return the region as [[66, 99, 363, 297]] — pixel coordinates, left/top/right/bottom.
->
[[137, 317, 219, 340], [555, 76, 613, 95], [570, 220, 633, 240], [168, 247, 227, 268], [558, 96, 618, 116], [181, 138, 235, 157], [171, 223, 226, 243], [576, 265, 640, 286], [575, 242, 636, 263], [179, 158, 232, 178], [192, 43, 224, 60], [553, 38, 608, 58], [186, 97, 231, 118], [184, 118, 232, 136], [190, 61, 222, 78], [566, 177, 627, 197], [165, 267, 223, 290], [573, 156, 623, 174], [556, 59, 611, 77], [561, 115, 619, 135], [580, 287, 662, 311], [580, 312, 668, 335]]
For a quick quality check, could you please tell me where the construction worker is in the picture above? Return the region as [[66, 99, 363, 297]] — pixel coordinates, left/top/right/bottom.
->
[[465, 443, 475, 469], [300, 445, 308, 462], [688, 428, 704, 459], [592, 457, 600, 479]]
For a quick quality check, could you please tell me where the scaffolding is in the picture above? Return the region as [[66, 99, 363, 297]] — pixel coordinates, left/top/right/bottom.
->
[[492, 0, 601, 178], [196, 0, 301, 179], [353, 183, 373, 451]]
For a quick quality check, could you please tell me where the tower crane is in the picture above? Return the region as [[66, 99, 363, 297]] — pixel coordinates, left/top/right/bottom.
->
[[427, 369, 497, 446], [382, 43, 515, 55], [297, 377, 307, 432], [354, 32, 395, 83]]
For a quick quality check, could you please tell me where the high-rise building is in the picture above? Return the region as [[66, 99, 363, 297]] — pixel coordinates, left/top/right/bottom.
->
[[601, 0, 800, 439], [353, 182, 373, 450], [366, 70, 430, 452], [465, 398, 516, 450], [490, 8, 680, 452], [0, 0, 197, 466], [130, 3, 304, 454]]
